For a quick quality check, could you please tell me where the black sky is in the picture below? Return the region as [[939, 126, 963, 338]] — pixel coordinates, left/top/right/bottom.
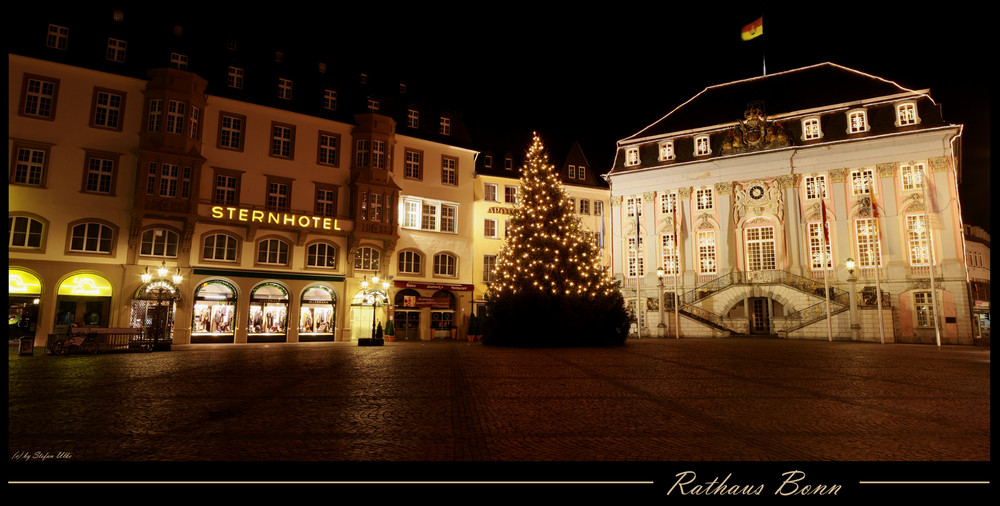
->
[[151, 3, 994, 232]]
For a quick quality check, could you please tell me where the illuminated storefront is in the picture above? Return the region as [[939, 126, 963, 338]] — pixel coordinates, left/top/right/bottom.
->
[[248, 282, 289, 342], [191, 280, 238, 343], [298, 285, 337, 341], [54, 273, 114, 328], [9, 269, 42, 342]]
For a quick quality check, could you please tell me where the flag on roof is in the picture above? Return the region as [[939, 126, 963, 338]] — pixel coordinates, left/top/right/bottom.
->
[[741, 17, 763, 40]]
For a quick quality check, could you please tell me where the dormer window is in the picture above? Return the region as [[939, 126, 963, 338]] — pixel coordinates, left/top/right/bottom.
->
[[278, 78, 293, 100], [847, 109, 869, 133], [658, 141, 675, 161], [625, 147, 639, 166], [407, 109, 419, 128], [895, 102, 919, 127], [169, 52, 188, 70], [801, 117, 822, 140], [695, 136, 711, 156], [439, 117, 451, 135]]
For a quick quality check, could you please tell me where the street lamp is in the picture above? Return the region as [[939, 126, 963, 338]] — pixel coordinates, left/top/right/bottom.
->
[[140, 260, 182, 351], [656, 267, 666, 337], [846, 257, 856, 278], [360, 275, 390, 345]]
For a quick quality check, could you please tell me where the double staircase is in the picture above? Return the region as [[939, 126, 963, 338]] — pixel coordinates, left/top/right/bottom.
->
[[668, 270, 849, 335]]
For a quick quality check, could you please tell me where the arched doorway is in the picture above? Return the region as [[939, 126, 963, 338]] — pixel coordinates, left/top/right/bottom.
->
[[131, 279, 180, 350]]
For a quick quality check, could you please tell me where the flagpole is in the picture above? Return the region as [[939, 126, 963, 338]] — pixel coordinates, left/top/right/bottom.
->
[[673, 201, 680, 339], [761, 15, 767, 75], [635, 206, 642, 339], [872, 200, 885, 344], [821, 200, 833, 342], [922, 166, 941, 347]]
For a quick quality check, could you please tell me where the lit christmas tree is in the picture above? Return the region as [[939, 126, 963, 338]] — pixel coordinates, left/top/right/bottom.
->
[[483, 133, 629, 346]]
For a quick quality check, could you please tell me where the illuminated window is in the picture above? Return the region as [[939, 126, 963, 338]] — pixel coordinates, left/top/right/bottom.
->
[[318, 132, 339, 166], [698, 231, 716, 274], [906, 215, 930, 266], [804, 175, 827, 199], [696, 188, 714, 210], [660, 233, 679, 275], [433, 253, 457, 277], [745, 227, 776, 271], [307, 243, 338, 269], [658, 141, 675, 161], [397, 250, 422, 275], [70, 222, 113, 254], [626, 235, 644, 278], [802, 117, 822, 140], [847, 109, 868, 133], [354, 247, 380, 271], [106, 38, 126, 62], [901, 163, 924, 192], [896, 102, 918, 126], [46, 24, 69, 50], [227, 66, 244, 89], [695, 136, 711, 156], [808, 222, 832, 270], [140, 228, 179, 258], [203, 233, 238, 262], [851, 169, 875, 195], [625, 147, 639, 166], [20, 75, 59, 120], [855, 218, 881, 268], [257, 238, 289, 265], [660, 192, 676, 214]]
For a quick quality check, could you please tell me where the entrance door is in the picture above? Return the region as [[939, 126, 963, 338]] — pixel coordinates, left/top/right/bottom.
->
[[749, 297, 770, 335], [394, 310, 420, 340]]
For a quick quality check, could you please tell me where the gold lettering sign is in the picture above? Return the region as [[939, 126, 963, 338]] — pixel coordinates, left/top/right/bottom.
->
[[9, 270, 42, 295], [211, 206, 341, 231]]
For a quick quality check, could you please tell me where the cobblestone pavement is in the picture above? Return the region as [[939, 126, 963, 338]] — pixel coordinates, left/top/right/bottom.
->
[[9, 337, 989, 467]]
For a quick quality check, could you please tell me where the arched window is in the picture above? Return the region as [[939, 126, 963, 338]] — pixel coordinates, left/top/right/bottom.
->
[[257, 238, 289, 265], [203, 233, 238, 262], [70, 221, 113, 254], [354, 246, 380, 271], [397, 250, 422, 275], [433, 253, 457, 277], [140, 228, 179, 257], [8, 215, 45, 249], [306, 242, 337, 269]]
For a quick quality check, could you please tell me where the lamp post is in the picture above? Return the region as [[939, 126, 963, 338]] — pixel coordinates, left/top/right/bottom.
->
[[140, 260, 182, 350], [656, 267, 666, 337], [360, 275, 389, 345], [846, 257, 860, 341]]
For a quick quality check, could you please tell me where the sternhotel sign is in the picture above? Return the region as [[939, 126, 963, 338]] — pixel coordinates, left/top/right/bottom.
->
[[210, 206, 342, 231]]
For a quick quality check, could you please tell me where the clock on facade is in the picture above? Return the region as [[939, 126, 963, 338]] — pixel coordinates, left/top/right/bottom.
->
[[748, 184, 766, 201]]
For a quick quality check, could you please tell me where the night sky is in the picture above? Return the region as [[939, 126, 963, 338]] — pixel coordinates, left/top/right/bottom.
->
[[262, 2, 989, 232], [76, 3, 1000, 232]]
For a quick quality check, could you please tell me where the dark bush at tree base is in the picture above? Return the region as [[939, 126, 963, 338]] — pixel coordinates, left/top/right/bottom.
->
[[482, 291, 630, 347]]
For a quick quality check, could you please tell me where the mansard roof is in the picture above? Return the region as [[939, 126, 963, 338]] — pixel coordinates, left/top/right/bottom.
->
[[621, 62, 933, 143]]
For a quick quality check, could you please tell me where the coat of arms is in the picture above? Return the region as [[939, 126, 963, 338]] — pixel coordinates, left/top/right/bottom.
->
[[721, 103, 792, 154]]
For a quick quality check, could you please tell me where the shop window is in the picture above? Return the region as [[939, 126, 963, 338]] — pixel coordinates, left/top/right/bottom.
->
[[299, 286, 336, 340], [248, 283, 288, 340], [191, 280, 237, 342]]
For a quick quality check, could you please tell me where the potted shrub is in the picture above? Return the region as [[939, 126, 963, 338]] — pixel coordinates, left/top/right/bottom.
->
[[384, 320, 395, 342]]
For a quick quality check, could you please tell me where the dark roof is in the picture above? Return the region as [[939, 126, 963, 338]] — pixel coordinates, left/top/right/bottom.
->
[[622, 63, 930, 142]]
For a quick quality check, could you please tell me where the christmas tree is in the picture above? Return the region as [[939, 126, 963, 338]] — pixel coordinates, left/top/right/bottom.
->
[[483, 133, 629, 346]]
